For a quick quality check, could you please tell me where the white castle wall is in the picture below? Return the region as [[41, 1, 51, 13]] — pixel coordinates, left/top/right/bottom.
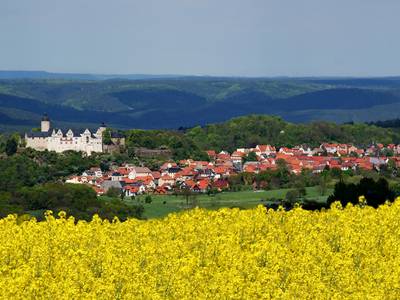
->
[[25, 135, 48, 151], [26, 125, 105, 156]]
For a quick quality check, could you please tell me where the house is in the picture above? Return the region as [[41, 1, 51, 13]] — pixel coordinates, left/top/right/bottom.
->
[[111, 172, 124, 181], [151, 171, 161, 185], [154, 186, 169, 194], [213, 166, 232, 179], [92, 186, 105, 196], [279, 147, 296, 156], [193, 179, 211, 193], [164, 167, 182, 178], [66, 176, 83, 184], [181, 179, 196, 190], [243, 161, 261, 174], [206, 150, 217, 160], [231, 151, 245, 164], [321, 143, 338, 155], [216, 152, 231, 161], [101, 180, 123, 192], [134, 176, 156, 190], [116, 167, 129, 176], [160, 162, 178, 171], [195, 168, 215, 179], [212, 179, 229, 191], [123, 186, 140, 197], [176, 167, 195, 181], [128, 167, 152, 179], [254, 145, 276, 156], [158, 175, 175, 187]]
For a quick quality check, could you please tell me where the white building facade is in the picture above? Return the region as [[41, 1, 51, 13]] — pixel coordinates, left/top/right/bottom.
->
[[25, 114, 107, 155]]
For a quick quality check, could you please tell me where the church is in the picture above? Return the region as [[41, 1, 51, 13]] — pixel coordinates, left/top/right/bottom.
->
[[25, 114, 124, 155]]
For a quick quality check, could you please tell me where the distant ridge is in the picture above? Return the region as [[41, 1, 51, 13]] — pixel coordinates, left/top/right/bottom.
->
[[0, 71, 184, 81], [2, 76, 400, 131], [2, 70, 400, 81]]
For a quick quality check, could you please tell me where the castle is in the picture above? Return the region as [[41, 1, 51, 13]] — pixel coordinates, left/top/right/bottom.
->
[[25, 114, 125, 155]]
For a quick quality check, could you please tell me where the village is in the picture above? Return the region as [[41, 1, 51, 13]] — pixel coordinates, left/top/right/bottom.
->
[[66, 142, 400, 197]]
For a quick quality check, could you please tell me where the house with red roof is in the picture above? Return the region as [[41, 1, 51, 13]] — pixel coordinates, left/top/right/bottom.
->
[[243, 162, 260, 174], [212, 179, 229, 191], [92, 186, 105, 196], [193, 179, 211, 193], [206, 150, 217, 160], [158, 174, 175, 187], [123, 186, 140, 197], [154, 185, 169, 194], [213, 166, 231, 179], [231, 151, 246, 163], [160, 162, 178, 171], [255, 144, 276, 156], [151, 171, 161, 185]]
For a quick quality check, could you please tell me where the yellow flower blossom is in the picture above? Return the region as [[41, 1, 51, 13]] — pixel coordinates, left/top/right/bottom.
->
[[0, 200, 400, 299]]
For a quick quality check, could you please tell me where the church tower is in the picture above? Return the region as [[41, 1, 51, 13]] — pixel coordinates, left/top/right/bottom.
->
[[41, 113, 50, 132]]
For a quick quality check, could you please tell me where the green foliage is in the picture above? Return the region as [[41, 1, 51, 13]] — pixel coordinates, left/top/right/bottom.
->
[[106, 187, 122, 198], [125, 129, 208, 161], [14, 183, 97, 211], [8, 183, 143, 221], [185, 115, 400, 152], [327, 177, 395, 208], [144, 195, 152, 204], [285, 189, 300, 204], [102, 129, 112, 145], [0, 154, 44, 191], [0, 149, 102, 193], [243, 152, 257, 162], [122, 115, 400, 161], [5, 138, 17, 156]]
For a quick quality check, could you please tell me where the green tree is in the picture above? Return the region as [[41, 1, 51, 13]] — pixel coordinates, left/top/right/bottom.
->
[[5, 138, 18, 156], [145, 195, 152, 203], [243, 152, 258, 163], [285, 189, 300, 206], [106, 187, 122, 198], [318, 171, 330, 196], [102, 129, 113, 145]]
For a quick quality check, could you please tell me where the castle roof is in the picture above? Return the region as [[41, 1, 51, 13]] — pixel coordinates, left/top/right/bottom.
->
[[110, 132, 124, 138], [42, 113, 50, 121], [26, 128, 96, 138], [26, 131, 51, 138]]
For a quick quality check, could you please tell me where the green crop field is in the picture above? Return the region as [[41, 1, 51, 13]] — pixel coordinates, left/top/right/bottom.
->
[[121, 187, 332, 219]]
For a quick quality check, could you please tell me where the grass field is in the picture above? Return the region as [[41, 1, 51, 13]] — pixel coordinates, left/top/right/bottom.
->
[[123, 187, 332, 219]]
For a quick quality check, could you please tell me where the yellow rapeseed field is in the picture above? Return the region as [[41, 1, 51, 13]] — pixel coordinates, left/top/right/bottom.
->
[[1, 200, 400, 299]]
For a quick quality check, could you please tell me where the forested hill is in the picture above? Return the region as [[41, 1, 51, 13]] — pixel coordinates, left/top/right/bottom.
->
[[2, 76, 400, 131], [125, 115, 400, 155], [1, 115, 399, 160]]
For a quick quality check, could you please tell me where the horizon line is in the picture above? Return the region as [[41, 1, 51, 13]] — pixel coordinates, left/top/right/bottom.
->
[[1, 70, 400, 80]]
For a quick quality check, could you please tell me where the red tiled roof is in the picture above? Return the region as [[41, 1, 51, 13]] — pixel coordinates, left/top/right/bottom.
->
[[117, 167, 129, 175], [206, 150, 216, 157], [151, 171, 161, 179]]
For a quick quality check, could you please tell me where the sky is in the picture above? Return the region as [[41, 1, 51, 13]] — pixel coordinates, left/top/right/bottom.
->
[[1, 0, 399, 77]]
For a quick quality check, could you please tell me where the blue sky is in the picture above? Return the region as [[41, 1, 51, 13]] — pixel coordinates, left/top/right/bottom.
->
[[1, 0, 399, 76]]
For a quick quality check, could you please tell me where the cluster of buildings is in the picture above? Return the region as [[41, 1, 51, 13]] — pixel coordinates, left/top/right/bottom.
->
[[25, 114, 125, 155], [225, 143, 397, 175], [66, 142, 400, 196], [66, 162, 231, 197]]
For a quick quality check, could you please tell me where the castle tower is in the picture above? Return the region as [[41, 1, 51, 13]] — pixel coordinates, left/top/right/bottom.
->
[[96, 122, 107, 136], [41, 113, 50, 132]]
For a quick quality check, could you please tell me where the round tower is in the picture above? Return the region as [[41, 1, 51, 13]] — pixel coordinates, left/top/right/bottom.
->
[[41, 113, 50, 132]]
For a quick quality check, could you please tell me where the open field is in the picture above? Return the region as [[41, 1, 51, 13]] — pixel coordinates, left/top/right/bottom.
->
[[124, 187, 332, 219], [2, 202, 400, 298]]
